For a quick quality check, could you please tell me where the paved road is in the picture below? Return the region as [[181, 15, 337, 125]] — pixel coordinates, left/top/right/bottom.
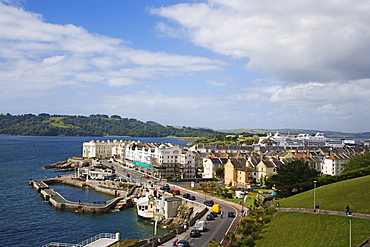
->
[[103, 160, 242, 247], [160, 184, 241, 247], [101, 160, 154, 185]]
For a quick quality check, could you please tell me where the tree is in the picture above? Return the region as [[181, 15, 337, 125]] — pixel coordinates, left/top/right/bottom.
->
[[207, 239, 222, 247], [215, 168, 224, 179], [224, 232, 237, 246], [342, 152, 370, 173], [266, 160, 319, 197]]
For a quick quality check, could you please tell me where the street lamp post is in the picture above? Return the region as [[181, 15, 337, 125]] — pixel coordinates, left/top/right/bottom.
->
[[313, 180, 317, 211], [349, 214, 353, 247]]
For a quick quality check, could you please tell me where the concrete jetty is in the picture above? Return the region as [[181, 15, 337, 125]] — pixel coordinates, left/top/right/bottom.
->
[[29, 176, 139, 214]]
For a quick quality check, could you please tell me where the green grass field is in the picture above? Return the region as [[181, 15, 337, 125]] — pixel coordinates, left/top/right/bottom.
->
[[43, 117, 75, 129], [276, 175, 370, 214], [253, 176, 370, 246], [255, 212, 370, 247]]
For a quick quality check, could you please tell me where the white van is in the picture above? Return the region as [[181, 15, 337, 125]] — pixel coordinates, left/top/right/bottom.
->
[[195, 220, 207, 231]]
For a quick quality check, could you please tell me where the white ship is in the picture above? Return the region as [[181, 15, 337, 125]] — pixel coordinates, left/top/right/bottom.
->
[[257, 132, 344, 147], [136, 187, 159, 218]]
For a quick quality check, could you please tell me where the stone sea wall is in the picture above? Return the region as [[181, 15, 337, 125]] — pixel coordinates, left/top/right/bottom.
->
[[29, 177, 138, 214]]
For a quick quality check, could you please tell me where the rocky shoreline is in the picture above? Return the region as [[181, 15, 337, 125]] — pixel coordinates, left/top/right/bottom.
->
[[43, 157, 90, 172]]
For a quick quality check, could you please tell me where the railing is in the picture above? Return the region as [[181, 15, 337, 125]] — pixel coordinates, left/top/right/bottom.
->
[[42, 242, 82, 247], [42, 233, 117, 247], [78, 233, 116, 246]]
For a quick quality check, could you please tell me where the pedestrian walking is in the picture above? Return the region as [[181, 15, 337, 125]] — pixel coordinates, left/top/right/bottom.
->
[[220, 211, 223, 218], [315, 203, 319, 212], [346, 205, 351, 215]]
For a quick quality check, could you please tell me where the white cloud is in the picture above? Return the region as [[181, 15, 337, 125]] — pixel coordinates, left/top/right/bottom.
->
[[151, 0, 370, 82], [270, 80, 370, 105], [1, 1, 370, 133], [0, 2, 226, 98], [205, 80, 226, 86]]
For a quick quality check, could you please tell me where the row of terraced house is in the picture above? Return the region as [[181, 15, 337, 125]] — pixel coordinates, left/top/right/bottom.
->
[[82, 135, 370, 187], [83, 140, 197, 179]]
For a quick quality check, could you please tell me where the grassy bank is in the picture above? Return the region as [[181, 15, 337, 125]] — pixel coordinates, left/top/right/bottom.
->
[[255, 212, 370, 247], [276, 175, 370, 214]]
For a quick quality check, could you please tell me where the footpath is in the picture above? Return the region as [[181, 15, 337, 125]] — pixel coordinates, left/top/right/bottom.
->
[[276, 207, 370, 219]]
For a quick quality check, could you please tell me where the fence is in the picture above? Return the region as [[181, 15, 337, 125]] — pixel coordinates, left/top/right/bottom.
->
[[42, 233, 118, 247], [78, 233, 117, 246]]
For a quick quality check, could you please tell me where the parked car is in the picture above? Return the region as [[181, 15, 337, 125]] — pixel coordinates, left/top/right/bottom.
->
[[160, 186, 171, 191], [224, 192, 233, 198], [195, 220, 207, 231], [210, 211, 218, 217], [183, 193, 190, 198], [188, 195, 196, 200], [204, 200, 214, 206], [190, 229, 201, 237], [172, 189, 180, 195], [176, 240, 190, 247], [143, 174, 150, 178], [206, 214, 215, 220], [228, 211, 236, 218]]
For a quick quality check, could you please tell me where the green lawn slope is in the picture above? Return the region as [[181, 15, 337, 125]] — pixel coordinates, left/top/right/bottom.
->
[[254, 176, 370, 247], [276, 175, 370, 214], [255, 212, 370, 247]]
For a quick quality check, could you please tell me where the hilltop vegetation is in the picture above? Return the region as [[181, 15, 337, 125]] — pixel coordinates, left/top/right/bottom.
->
[[0, 113, 220, 137]]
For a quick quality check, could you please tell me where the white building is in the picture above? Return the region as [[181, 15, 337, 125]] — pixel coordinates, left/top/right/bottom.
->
[[124, 142, 196, 179], [322, 154, 352, 176], [137, 188, 182, 219], [82, 140, 196, 179], [202, 157, 228, 179], [82, 140, 118, 159], [77, 166, 115, 180]]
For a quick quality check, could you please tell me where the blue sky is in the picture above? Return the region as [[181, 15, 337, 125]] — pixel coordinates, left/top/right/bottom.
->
[[1, 0, 370, 133]]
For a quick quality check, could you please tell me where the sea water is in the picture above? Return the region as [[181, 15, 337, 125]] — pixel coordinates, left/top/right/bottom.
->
[[0, 135, 188, 246]]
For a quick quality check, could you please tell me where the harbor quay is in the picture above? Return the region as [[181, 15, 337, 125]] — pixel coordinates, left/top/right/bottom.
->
[[29, 175, 139, 213], [32, 174, 212, 247], [34, 157, 215, 246]]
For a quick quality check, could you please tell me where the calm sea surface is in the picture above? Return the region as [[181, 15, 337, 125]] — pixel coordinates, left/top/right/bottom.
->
[[0, 135, 188, 246]]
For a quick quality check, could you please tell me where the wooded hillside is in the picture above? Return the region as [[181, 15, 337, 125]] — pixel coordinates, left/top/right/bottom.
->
[[0, 113, 219, 137]]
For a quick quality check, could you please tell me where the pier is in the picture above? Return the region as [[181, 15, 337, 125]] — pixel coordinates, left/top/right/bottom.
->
[[29, 176, 140, 213]]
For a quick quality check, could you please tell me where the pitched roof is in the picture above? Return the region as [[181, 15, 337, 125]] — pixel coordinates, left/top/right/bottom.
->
[[230, 160, 244, 169]]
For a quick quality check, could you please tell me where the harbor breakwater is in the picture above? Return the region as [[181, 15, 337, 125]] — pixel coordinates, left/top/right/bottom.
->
[[29, 176, 139, 213]]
